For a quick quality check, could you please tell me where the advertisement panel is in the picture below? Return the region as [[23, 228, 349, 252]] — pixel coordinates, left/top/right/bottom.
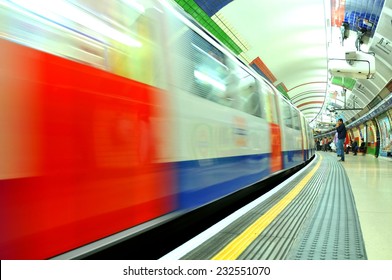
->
[[377, 114, 392, 157]]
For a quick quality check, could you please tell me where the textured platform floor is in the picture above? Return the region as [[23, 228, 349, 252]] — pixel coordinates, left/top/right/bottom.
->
[[287, 153, 366, 260], [321, 151, 392, 260], [176, 153, 368, 260]]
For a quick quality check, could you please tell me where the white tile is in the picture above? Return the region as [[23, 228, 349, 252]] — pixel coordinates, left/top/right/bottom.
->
[[338, 153, 392, 260], [358, 212, 392, 260]]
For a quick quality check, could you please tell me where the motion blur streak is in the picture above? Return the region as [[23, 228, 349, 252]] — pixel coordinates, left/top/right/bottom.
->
[[0, 0, 314, 259], [0, 0, 175, 259]]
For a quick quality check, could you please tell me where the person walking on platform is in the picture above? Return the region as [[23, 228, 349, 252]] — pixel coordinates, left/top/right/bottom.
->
[[336, 118, 347, 162]]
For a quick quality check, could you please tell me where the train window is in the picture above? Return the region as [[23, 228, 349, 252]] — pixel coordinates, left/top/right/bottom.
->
[[260, 81, 278, 123], [186, 31, 262, 117], [189, 31, 227, 100], [2, 0, 166, 88], [72, 0, 166, 87], [291, 107, 301, 130], [0, 1, 107, 69], [236, 69, 262, 118], [281, 100, 293, 128]]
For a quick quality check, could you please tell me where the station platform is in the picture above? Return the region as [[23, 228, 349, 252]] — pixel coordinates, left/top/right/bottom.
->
[[161, 152, 392, 260], [340, 152, 392, 260]]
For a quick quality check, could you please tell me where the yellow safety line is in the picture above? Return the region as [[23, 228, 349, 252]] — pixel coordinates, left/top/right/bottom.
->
[[211, 155, 323, 260]]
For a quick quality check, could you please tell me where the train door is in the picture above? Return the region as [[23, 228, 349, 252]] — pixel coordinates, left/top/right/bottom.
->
[[261, 81, 282, 172], [300, 115, 308, 160]]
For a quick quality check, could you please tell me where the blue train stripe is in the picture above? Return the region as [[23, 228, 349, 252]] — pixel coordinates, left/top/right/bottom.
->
[[177, 154, 270, 210], [282, 149, 305, 169]]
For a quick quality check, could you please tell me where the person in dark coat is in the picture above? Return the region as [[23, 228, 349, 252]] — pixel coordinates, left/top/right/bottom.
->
[[336, 118, 347, 161]]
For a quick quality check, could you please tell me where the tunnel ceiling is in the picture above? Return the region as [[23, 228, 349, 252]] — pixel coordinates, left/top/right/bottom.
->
[[173, 0, 392, 131]]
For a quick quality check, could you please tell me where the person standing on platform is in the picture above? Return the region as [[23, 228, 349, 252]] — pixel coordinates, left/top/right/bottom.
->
[[336, 118, 347, 162]]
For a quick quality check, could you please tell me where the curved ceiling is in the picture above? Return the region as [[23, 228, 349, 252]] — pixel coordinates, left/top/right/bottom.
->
[[172, 0, 392, 132], [219, 0, 329, 123]]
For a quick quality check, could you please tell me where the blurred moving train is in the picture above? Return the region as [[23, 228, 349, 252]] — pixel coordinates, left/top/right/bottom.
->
[[0, 0, 315, 259]]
